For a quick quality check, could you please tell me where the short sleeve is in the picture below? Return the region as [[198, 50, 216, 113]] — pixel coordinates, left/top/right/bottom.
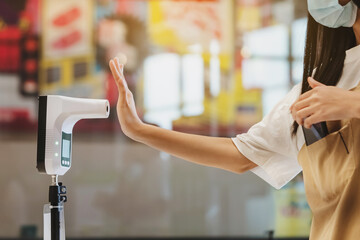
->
[[232, 84, 303, 189]]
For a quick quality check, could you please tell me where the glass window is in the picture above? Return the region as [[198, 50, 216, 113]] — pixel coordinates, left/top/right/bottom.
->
[[242, 24, 290, 115], [243, 25, 289, 58], [181, 54, 204, 116]]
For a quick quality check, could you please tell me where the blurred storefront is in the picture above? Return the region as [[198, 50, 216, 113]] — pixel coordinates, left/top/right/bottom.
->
[[0, 0, 310, 239]]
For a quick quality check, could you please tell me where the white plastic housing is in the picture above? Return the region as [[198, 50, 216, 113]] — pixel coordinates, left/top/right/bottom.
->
[[38, 95, 110, 175]]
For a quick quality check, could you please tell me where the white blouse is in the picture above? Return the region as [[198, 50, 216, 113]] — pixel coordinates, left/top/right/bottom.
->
[[232, 44, 360, 189]]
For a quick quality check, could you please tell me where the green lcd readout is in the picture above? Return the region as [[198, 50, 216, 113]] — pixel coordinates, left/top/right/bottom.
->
[[61, 132, 72, 167]]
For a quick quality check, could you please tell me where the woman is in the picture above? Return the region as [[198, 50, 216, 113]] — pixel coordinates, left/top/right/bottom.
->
[[109, 0, 360, 238]]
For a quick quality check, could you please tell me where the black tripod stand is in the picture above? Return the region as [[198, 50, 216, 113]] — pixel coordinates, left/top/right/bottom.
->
[[44, 175, 67, 240]]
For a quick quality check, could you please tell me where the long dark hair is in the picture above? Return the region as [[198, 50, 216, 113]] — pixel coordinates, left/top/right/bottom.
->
[[291, 13, 357, 136]]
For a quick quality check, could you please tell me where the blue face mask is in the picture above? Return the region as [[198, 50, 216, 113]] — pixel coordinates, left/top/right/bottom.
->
[[308, 0, 358, 28]]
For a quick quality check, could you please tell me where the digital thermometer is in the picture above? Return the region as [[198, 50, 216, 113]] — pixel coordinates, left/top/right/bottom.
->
[[37, 95, 110, 175]]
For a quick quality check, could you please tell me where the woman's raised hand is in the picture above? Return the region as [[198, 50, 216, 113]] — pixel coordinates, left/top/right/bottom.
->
[[290, 77, 360, 128], [109, 57, 144, 140]]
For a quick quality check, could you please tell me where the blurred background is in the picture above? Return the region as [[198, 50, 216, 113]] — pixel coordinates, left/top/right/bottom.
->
[[0, 0, 311, 239]]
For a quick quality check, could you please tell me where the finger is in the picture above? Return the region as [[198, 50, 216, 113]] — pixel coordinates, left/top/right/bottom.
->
[[298, 88, 316, 101], [303, 114, 322, 129], [292, 97, 312, 113], [291, 105, 297, 120], [308, 77, 325, 89], [119, 64, 128, 88], [109, 60, 121, 83], [119, 63, 124, 75], [109, 60, 126, 96], [295, 107, 314, 125], [292, 108, 303, 125], [290, 94, 305, 111], [114, 58, 129, 89], [114, 57, 122, 74], [115, 58, 125, 78], [290, 100, 297, 112], [117, 60, 124, 75]]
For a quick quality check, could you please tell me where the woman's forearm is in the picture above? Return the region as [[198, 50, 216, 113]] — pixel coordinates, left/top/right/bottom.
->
[[135, 124, 257, 174]]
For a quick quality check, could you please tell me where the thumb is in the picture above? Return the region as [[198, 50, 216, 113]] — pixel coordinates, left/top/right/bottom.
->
[[308, 77, 325, 89]]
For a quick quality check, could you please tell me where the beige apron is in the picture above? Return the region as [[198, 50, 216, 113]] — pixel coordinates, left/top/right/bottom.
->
[[298, 85, 360, 240]]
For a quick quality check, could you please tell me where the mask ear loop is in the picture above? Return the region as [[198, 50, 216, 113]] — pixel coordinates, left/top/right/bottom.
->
[[338, 132, 350, 154]]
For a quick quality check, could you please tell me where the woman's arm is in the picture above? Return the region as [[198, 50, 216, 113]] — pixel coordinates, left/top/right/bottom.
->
[[109, 57, 257, 174]]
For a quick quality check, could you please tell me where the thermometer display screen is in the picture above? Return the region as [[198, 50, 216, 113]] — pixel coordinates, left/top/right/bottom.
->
[[61, 132, 72, 167], [62, 139, 70, 158]]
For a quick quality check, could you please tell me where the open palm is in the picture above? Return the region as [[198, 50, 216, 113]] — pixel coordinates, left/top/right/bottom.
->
[[109, 57, 144, 140]]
